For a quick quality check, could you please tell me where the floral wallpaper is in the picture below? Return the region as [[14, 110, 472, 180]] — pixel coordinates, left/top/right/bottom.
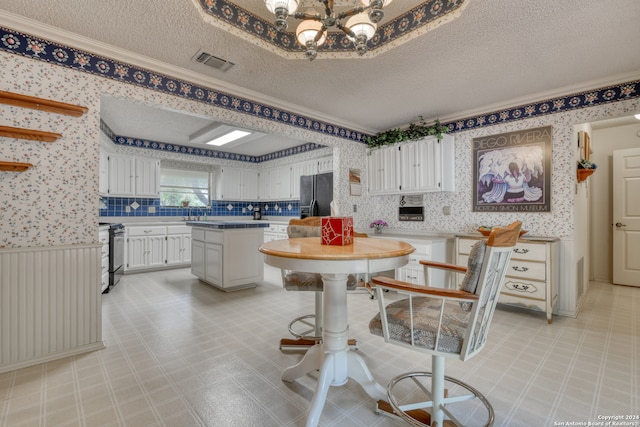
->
[[1, 24, 639, 249]]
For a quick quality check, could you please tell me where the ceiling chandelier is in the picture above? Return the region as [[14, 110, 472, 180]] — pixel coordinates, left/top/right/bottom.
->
[[264, 0, 394, 60]]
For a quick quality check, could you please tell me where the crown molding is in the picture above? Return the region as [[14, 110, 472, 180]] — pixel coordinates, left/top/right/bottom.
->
[[0, 11, 374, 136]]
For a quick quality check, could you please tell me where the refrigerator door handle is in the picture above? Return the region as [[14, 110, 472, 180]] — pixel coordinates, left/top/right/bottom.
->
[[310, 199, 317, 217]]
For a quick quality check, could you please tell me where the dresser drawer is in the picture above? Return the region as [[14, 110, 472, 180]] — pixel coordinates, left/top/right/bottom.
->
[[511, 242, 546, 262], [501, 277, 546, 301], [506, 259, 546, 281]]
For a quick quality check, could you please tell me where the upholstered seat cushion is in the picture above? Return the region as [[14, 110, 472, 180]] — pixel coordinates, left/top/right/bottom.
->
[[369, 297, 471, 354], [283, 271, 358, 291]]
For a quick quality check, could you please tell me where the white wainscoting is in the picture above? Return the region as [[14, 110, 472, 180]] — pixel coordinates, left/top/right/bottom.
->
[[0, 244, 105, 373]]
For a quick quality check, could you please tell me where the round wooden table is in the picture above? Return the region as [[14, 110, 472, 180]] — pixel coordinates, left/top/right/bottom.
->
[[260, 237, 414, 427]]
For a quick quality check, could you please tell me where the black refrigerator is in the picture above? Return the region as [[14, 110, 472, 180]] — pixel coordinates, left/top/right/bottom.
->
[[300, 172, 333, 218]]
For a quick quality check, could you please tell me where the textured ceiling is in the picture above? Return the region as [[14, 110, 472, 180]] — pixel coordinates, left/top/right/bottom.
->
[[2, 0, 640, 155]]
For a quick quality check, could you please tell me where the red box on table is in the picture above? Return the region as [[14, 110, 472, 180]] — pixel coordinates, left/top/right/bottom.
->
[[321, 216, 354, 246]]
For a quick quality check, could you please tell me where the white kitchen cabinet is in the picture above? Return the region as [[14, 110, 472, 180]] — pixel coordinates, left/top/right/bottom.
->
[[367, 145, 399, 195], [367, 135, 455, 195], [263, 223, 288, 243], [317, 157, 333, 173], [269, 165, 292, 200], [242, 169, 259, 200], [134, 157, 160, 197], [399, 139, 440, 193], [107, 153, 160, 197], [166, 225, 192, 266], [191, 239, 205, 278], [373, 235, 451, 287], [216, 167, 258, 200], [190, 225, 265, 291], [99, 148, 109, 196], [456, 235, 559, 323], [125, 226, 166, 272]]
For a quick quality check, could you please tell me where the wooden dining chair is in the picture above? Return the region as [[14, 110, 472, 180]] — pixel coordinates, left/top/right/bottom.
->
[[369, 221, 522, 426]]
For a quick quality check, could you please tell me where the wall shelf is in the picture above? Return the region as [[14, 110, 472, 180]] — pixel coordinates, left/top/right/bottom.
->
[[577, 168, 595, 183], [0, 125, 62, 142], [0, 90, 88, 117], [0, 161, 33, 172]]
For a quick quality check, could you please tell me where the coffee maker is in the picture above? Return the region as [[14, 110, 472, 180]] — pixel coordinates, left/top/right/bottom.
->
[[252, 207, 262, 220]]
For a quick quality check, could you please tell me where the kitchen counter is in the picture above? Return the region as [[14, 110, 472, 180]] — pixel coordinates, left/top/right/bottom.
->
[[189, 222, 265, 291], [185, 220, 269, 230]]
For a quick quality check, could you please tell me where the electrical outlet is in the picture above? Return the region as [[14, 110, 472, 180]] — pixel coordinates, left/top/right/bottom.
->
[[353, 204, 357, 212], [148, 206, 156, 213], [443, 206, 451, 215], [242, 208, 246, 213], [125, 206, 131, 213]]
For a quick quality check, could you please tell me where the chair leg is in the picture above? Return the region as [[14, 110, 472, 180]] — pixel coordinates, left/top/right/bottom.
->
[[384, 363, 495, 427]]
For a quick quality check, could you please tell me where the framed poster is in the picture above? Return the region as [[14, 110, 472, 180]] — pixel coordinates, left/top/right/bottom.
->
[[473, 126, 551, 212]]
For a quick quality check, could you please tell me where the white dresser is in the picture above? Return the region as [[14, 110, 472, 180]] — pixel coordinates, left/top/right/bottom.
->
[[456, 234, 559, 323]]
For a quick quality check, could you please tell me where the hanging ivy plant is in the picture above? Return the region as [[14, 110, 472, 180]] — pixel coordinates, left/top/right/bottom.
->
[[364, 118, 449, 149]]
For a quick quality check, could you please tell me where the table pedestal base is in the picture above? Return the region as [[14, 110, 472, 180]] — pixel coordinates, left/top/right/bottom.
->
[[283, 344, 386, 427]]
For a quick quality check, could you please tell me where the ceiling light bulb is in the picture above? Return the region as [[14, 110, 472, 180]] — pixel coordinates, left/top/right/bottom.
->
[[360, 0, 393, 23], [264, 0, 299, 14], [264, 0, 300, 31], [296, 19, 326, 47], [346, 12, 376, 55]]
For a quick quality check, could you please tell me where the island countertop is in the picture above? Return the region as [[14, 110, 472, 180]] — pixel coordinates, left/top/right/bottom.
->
[[186, 220, 269, 230]]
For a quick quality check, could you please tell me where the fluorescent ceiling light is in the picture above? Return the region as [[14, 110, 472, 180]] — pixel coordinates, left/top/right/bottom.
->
[[206, 130, 251, 146], [635, 113, 640, 120]]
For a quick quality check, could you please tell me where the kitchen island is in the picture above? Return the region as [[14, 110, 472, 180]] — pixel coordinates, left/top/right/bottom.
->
[[187, 221, 268, 291]]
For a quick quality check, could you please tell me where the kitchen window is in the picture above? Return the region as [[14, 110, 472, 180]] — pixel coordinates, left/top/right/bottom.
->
[[160, 168, 210, 207]]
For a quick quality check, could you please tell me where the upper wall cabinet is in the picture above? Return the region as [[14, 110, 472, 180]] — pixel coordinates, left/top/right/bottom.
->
[[216, 167, 258, 201], [367, 134, 455, 195], [107, 153, 160, 197]]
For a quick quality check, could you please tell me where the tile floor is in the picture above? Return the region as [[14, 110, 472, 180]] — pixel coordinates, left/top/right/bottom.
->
[[1, 265, 638, 426]]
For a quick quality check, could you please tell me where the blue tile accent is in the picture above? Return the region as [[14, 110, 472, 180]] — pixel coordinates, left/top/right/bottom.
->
[[99, 197, 300, 218]]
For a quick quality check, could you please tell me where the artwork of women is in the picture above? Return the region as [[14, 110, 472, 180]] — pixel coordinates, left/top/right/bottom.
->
[[478, 146, 544, 204], [473, 126, 551, 212]]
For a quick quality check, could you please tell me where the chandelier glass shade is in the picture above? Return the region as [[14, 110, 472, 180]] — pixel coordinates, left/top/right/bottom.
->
[[263, 0, 393, 60]]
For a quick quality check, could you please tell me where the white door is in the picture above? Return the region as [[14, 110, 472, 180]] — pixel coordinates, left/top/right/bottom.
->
[[182, 234, 192, 263], [613, 148, 640, 286], [242, 169, 259, 200], [205, 243, 223, 285]]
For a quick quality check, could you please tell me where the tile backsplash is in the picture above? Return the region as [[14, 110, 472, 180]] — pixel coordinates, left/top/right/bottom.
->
[[100, 197, 300, 218]]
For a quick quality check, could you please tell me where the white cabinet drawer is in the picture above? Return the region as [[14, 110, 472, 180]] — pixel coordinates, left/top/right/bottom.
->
[[501, 277, 546, 300], [127, 226, 166, 237], [205, 230, 224, 244], [511, 242, 546, 262], [99, 230, 109, 245], [507, 259, 546, 281], [167, 225, 191, 235], [192, 228, 205, 241], [101, 255, 109, 272]]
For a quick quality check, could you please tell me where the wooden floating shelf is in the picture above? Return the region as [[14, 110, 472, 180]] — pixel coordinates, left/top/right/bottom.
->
[[0, 161, 33, 172], [0, 90, 88, 117], [577, 168, 595, 183], [0, 125, 62, 142]]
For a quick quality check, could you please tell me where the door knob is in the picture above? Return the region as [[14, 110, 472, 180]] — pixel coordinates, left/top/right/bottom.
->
[[615, 222, 626, 228]]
